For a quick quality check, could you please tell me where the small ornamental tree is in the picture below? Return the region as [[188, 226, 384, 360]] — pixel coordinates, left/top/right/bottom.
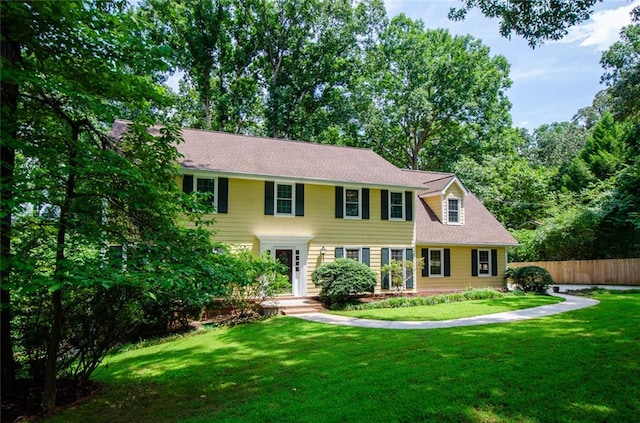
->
[[506, 266, 554, 293], [381, 257, 424, 296], [312, 259, 377, 307]]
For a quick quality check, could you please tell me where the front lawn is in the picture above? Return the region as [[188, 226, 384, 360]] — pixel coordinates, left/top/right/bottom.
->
[[329, 295, 564, 321], [44, 291, 640, 423]]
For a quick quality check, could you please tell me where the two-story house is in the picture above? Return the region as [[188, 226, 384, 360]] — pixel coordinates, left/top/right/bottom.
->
[[113, 120, 518, 297]]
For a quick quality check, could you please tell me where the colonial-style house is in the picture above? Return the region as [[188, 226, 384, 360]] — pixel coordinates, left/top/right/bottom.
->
[[113, 120, 518, 296]]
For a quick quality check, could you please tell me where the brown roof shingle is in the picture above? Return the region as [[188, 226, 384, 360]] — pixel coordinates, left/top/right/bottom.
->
[[415, 192, 518, 246], [176, 126, 426, 189]]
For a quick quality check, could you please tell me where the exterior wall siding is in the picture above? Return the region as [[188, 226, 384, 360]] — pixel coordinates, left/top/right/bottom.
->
[[416, 245, 507, 290], [180, 175, 414, 295]]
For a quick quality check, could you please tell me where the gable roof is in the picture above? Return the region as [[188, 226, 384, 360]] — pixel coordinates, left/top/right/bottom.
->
[[415, 192, 518, 246], [113, 120, 425, 189]]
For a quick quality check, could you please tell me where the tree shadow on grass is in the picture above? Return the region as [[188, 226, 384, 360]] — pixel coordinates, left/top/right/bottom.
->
[[48, 294, 640, 423]]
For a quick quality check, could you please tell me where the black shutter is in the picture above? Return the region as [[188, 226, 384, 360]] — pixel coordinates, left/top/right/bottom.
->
[[182, 175, 193, 193], [405, 248, 414, 289], [491, 249, 498, 276], [264, 181, 274, 215], [381, 248, 390, 289], [335, 247, 344, 258], [362, 188, 370, 220], [295, 183, 305, 216], [444, 248, 451, 277], [362, 247, 370, 266], [217, 177, 228, 213], [381, 190, 389, 220], [335, 186, 343, 218], [405, 191, 413, 221], [421, 248, 429, 277], [471, 249, 478, 276]]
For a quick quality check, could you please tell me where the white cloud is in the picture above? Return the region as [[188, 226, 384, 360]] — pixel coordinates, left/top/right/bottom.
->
[[560, 0, 639, 51]]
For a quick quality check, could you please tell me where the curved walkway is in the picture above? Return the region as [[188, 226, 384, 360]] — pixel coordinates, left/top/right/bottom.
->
[[291, 291, 600, 330]]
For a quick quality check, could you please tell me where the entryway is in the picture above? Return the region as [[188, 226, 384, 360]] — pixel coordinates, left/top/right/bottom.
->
[[257, 235, 312, 297]]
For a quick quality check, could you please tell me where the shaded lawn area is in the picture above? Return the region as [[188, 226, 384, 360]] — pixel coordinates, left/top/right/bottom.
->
[[329, 295, 564, 321], [44, 292, 640, 423]]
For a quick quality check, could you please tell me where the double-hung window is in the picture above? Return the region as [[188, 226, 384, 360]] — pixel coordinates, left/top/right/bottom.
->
[[389, 191, 404, 220], [196, 177, 216, 207], [478, 249, 490, 276], [276, 183, 294, 215], [448, 198, 460, 224], [429, 248, 443, 277], [344, 188, 360, 218]]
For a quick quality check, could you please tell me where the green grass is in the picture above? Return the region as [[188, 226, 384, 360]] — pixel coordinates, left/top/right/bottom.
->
[[329, 295, 564, 321], [44, 291, 640, 423]]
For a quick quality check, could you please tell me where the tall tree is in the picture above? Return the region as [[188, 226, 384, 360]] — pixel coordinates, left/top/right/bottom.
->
[[449, 0, 601, 47], [531, 121, 588, 169], [600, 7, 640, 121], [359, 15, 511, 171], [1, 0, 216, 412], [255, 0, 385, 140], [140, 0, 263, 132]]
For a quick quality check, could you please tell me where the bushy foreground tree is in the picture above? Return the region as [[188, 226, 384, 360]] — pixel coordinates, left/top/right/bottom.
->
[[0, 1, 245, 413]]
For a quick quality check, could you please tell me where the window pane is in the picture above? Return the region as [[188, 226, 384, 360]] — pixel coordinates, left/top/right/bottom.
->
[[276, 184, 293, 214], [277, 184, 292, 199], [345, 248, 360, 261], [448, 199, 459, 223], [345, 189, 360, 217], [197, 178, 215, 192], [390, 192, 403, 218], [277, 199, 292, 214], [479, 250, 490, 274], [391, 249, 403, 262], [430, 249, 442, 275]]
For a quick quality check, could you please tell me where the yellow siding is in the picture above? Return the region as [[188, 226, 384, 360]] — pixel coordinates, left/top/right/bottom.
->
[[184, 177, 414, 295], [425, 195, 442, 221], [416, 245, 507, 290]]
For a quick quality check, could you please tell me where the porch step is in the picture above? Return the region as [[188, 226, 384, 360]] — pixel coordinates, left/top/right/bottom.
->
[[262, 298, 325, 315]]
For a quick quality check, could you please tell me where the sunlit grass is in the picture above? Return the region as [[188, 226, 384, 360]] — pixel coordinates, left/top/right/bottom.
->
[[44, 291, 640, 423], [329, 295, 563, 321]]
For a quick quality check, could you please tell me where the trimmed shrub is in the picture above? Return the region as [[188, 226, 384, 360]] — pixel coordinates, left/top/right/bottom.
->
[[506, 266, 554, 293], [312, 259, 377, 306]]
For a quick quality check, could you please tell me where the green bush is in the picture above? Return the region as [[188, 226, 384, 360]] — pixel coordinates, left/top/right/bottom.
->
[[311, 259, 377, 306], [506, 266, 554, 293], [342, 288, 504, 311]]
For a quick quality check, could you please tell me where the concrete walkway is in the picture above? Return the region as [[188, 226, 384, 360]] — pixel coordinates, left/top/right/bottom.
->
[[290, 291, 601, 330]]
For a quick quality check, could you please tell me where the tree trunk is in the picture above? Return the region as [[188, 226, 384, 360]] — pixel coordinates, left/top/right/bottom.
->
[[0, 13, 21, 395], [41, 126, 79, 413]]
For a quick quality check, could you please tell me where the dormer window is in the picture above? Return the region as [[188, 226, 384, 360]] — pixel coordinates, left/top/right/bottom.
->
[[448, 198, 460, 224]]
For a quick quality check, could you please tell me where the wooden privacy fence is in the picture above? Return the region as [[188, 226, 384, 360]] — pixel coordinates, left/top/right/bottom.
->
[[510, 259, 640, 285]]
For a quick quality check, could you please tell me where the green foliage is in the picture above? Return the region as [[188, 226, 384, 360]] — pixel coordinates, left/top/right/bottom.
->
[[449, 0, 600, 48], [506, 266, 554, 293], [360, 15, 512, 171], [381, 256, 423, 295], [311, 259, 377, 306], [214, 249, 289, 322], [342, 288, 504, 311]]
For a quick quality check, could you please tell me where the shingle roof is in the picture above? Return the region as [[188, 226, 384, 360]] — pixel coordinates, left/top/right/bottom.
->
[[175, 124, 426, 189], [415, 192, 519, 246]]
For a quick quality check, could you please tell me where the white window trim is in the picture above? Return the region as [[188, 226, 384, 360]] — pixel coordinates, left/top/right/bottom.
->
[[428, 248, 444, 278], [343, 187, 361, 219], [388, 191, 405, 221], [275, 181, 295, 217], [343, 246, 363, 262], [195, 176, 218, 212], [446, 197, 462, 225], [478, 248, 491, 277]]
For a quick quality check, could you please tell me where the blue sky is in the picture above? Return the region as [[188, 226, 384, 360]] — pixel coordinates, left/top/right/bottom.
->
[[385, 0, 639, 130]]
